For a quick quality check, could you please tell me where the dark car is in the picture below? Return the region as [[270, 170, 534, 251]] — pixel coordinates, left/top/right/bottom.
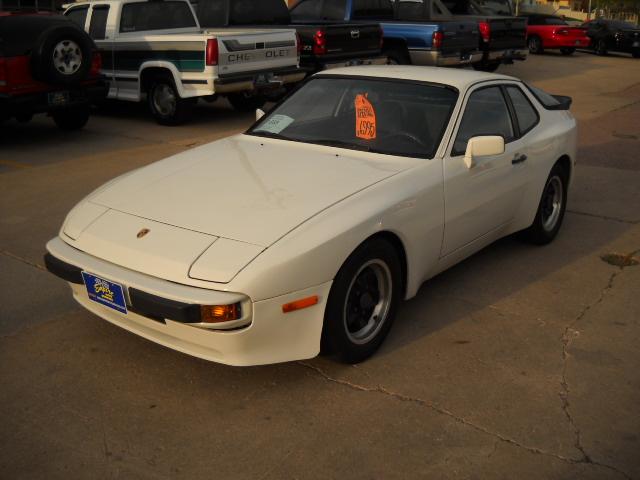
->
[[0, 11, 107, 130], [582, 18, 640, 58]]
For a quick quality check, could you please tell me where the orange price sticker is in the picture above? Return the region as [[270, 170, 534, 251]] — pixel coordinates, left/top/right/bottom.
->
[[355, 93, 376, 140]]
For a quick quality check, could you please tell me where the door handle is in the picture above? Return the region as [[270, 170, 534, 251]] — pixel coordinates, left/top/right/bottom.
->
[[512, 153, 527, 164]]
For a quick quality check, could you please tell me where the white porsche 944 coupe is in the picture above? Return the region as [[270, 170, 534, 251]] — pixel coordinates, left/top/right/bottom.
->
[[46, 66, 576, 366]]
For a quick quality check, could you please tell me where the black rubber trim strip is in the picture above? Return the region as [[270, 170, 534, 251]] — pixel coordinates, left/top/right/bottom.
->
[[128, 288, 201, 324], [44, 253, 84, 284], [182, 79, 208, 85]]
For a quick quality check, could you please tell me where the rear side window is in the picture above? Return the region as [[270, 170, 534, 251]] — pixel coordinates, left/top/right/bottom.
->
[[89, 6, 109, 40], [66, 6, 89, 28], [352, 0, 394, 19], [120, 1, 197, 33], [453, 86, 514, 155], [525, 84, 560, 108], [506, 86, 538, 135], [229, 0, 290, 24]]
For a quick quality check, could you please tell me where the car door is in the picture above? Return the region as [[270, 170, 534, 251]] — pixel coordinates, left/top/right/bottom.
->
[[441, 83, 527, 257]]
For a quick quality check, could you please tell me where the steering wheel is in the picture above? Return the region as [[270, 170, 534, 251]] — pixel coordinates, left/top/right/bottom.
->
[[380, 131, 428, 149]]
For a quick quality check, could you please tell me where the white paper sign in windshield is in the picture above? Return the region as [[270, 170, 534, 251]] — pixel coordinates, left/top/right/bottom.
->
[[255, 114, 294, 134]]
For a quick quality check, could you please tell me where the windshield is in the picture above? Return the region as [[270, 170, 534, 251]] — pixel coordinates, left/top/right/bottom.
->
[[248, 77, 458, 159]]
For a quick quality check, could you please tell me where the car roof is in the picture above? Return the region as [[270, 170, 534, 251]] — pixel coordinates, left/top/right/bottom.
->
[[317, 66, 520, 91]]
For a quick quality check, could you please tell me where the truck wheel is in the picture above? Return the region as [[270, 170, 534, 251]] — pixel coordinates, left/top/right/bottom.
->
[[31, 25, 93, 86], [472, 61, 500, 72], [52, 105, 90, 131], [321, 238, 402, 364], [595, 39, 607, 56], [227, 92, 266, 112], [384, 47, 411, 65], [148, 77, 195, 126], [560, 47, 575, 55], [527, 36, 544, 54]]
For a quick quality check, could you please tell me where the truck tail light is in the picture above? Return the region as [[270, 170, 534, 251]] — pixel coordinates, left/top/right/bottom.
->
[[89, 52, 102, 78], [296, 32, 302, 56], [478, 21, 491, 42], [313, 29, 327, 55], [0, 58, 6, 91], [206, 38, 219, 66], [432, 31, 444, 50]]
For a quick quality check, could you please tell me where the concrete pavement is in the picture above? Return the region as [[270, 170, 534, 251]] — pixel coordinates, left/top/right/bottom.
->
[[1, 51, 639, 479]]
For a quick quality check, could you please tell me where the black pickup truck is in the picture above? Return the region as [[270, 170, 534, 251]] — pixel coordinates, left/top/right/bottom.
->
[[430, 0, 527, 71], [195, 0, 386, 75]]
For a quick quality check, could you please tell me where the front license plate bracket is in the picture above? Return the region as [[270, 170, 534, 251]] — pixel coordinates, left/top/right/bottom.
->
[[81, 271, 128, 314]]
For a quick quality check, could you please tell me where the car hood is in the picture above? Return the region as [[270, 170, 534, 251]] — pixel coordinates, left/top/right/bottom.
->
[[89, 135, 416, 248]]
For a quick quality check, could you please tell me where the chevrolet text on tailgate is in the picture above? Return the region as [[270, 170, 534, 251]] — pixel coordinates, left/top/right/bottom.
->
[[64, 0, 304, 124]]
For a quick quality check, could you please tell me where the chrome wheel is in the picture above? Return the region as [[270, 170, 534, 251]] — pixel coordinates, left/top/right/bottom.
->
[[152, 84, 177, 117], [541, 176, 564, 232], [52, 39, 82, 75], [343, 259, 393, 345]]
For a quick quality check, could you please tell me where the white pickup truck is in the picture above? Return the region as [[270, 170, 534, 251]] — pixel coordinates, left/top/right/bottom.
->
[[64, 0, 304, 124]]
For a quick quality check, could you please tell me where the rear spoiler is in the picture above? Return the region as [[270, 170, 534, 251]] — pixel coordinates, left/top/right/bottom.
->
[[547, 95, 572, 111]]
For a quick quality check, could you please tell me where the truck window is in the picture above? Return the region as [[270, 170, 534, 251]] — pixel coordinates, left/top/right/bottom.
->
[[120, 1, 197, 33], [290, 0, 346, 21], [352, 0, 394, 20], [228, 0, 290, 24], [89, 6, 109, 40], [197, 0, 227, 27], [66, 6, 89, 28]]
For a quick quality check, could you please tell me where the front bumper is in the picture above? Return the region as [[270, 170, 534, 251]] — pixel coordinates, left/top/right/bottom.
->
[[45, 236, 331, 366], [409, 50, 483, 67], [0, 81, 108, 118], [214, 67, 306, 94]]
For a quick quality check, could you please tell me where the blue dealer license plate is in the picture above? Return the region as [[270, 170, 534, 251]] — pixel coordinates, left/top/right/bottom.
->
[[82, 272, 127, 314]]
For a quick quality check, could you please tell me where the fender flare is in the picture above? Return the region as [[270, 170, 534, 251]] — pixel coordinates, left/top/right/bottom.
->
[[138, 62, 195, 99]]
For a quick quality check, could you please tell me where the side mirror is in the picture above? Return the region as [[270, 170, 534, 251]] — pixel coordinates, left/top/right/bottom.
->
[[255, 108, 265, 121], [464, 135, 505, 168]]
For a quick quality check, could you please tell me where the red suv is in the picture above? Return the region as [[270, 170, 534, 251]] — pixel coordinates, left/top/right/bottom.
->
[[0, 11, 107, 130]]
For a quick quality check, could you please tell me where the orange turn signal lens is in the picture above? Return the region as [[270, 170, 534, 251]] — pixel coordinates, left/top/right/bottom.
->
[[282, 295, 318, 313], [200, 303, 242, 323]]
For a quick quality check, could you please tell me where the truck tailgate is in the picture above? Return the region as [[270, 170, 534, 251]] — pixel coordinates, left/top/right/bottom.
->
[[488, 17, 527, 50], [438, 20, 479, 55], [297, 23, 382, 58], [208, 28, 298, 77]]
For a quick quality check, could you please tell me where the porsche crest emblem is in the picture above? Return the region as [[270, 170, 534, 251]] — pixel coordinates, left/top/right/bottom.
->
[[136, 228, 150, 239]]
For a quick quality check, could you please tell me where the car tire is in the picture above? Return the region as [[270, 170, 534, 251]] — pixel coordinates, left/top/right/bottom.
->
[[321, 238, 402, 364], [148, 76, 195, 126], [595, 39, 608, 56], [560, 47, 575, 55], [227, 91, 267, 112], [520, 163, 569, 245], [472, 61, 500, 72], [528, 36, 544, 54], [384, 47, 411, 65], [52, 105, 90, 131], [31, 25, 93, 86]]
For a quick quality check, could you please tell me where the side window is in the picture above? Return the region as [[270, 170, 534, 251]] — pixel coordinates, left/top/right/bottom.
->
[[65, 6, 89, 28], [89, 6, 110, 40], [506, 86, 538, 136], [290, 0, 323, 19], [453, 86, 514, 156], [120, 1, 197, 33]]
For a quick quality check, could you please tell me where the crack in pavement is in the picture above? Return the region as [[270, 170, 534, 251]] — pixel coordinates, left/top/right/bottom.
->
[[559, 270, 634, 480], [0, 249, 46, 271], [566, 210, 638, 225], [297, 355, 632, 479]]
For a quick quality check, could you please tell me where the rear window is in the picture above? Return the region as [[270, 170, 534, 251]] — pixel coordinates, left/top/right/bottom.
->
[[228, 0, 290, 24], [352, 0, 394, 20], [543, 16, 567, 25], [120, 1, 197, 33], [290, 0, 346, 21]]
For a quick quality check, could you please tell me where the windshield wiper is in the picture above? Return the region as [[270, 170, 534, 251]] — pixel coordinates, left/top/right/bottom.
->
[[309, 139, 372, 152], [250, 131, 293, 141]]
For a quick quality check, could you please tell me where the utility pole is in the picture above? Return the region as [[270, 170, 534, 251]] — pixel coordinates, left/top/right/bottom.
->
[[587, 0, 592, 19]]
